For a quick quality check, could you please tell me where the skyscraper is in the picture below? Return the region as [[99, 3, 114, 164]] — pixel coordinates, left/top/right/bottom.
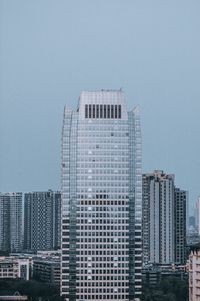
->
[[61, 90, 142, 301], [142, 171, 187, 265], [174, 188, 187, 264], [142, 171, 175, 265], [24, 190, 61, 252], [0, 192, 22, 253], [196, 197, 200, 235]]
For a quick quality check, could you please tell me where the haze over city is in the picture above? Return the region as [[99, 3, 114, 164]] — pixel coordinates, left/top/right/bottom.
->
[[1, 0, 200, 212]]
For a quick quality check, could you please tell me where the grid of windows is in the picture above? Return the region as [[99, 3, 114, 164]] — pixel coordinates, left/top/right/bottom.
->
[[61, 91, 142, 301], [74, 120, 129, 300], [85, 104, 121, 119]]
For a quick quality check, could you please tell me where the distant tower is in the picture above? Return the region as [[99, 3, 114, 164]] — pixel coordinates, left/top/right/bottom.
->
[[0, 193, 23, 253], [142, 171, 175, 264], [189, 216, 196, 229], [174, 188, 187, 264], [61, 90, 142, 300], [196, 197, 200, 235], [142, 171, 187, 265], [24, 191, 61, 252]]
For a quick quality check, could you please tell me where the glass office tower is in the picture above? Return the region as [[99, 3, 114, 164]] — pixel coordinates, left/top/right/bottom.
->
[[61, 90, 142, 301]]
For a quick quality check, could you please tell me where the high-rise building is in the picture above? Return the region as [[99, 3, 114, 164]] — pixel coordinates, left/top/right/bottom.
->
[[0, 193, 23, 253], [189, 216, 196, 229], [61, 90, 142, 301], [174, 188, 187, 264], [142, 171, 175, 265], [24, 191, 61, 252], [142, 171, 187, 265], [196, 197, 200, 235]]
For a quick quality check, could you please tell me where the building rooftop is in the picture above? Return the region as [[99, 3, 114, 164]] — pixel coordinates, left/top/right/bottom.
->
[[190, 242, 200, 252]]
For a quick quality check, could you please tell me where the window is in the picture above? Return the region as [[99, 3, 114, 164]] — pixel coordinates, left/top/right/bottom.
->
[[85, 105, 88, 118], [85, 104, 122, 119], [89, 105, 92, 118], [111, 105, 114, 118], [119, 105, 121, 118], [100, 105, 103, 118], [92, 105, 95, 118], [96, 105, 99, 118]]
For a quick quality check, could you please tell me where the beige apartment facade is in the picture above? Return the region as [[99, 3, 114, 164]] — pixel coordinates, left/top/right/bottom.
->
[[189, 245, 200, 301]]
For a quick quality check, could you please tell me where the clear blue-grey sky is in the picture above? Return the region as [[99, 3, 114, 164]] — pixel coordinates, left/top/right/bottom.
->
[[0, 0, 200, 212]]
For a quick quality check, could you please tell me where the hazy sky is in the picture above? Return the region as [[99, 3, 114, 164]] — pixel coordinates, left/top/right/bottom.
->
[[0, 0, 200, 212]]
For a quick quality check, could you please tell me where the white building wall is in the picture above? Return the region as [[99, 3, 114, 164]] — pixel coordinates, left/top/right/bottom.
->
[[61, 90, 142, 301]]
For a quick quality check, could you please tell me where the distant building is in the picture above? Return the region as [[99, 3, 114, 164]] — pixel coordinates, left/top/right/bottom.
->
[[0, 193, 22, 253], [189, 216, 196, 229], [33, 258, 60, 286], [142, 263, 188, 289], [174, 188, 187, 264], [24, 191, 61, 252], [0, 257, 29, 280], [142, 171, 175, 264], [189, 244, 200, 301], [187, 232, 200, 247], [142, 171, 187, 265], [196, 197, 200, 235]]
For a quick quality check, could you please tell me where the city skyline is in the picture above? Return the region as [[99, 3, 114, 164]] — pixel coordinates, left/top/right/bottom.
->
[[1, 1, 200, 213]]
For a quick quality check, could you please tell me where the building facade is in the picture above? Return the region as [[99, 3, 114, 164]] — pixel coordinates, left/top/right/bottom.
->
[[0, 193, 22, 253], [142, 171, 187, 265], [142, 171, 175, 265], [189, 216, 196, 230], [174, 188, 187, 264], [24, 191, 61, 252], [0, 257, 29, 280], [189, 244, 200, 301], [61, 90, 142, 300], [33, 258, 60, 286], [142, 263, 188, 289], [196, 197, 200, 236]]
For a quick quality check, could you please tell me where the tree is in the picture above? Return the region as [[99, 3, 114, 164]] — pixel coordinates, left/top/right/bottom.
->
[[0, 279, 63, 301], [142, 275, 188, 301]]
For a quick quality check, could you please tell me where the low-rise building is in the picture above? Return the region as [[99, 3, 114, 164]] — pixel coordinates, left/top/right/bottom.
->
[[33, 258, 60, 286], [143, 263, 188, 289], [0, 257, 29, 280]]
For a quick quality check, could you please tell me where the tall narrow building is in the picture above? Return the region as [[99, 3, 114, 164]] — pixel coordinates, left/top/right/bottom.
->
[[24, 190, 61, 252], [61, 90, 142, 301], [142, 171, 187, 265], [196, 197, 200, 235], [0, 192, 23, 253], [174, 188, 187, 264], [142, 171, 175, 265]]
